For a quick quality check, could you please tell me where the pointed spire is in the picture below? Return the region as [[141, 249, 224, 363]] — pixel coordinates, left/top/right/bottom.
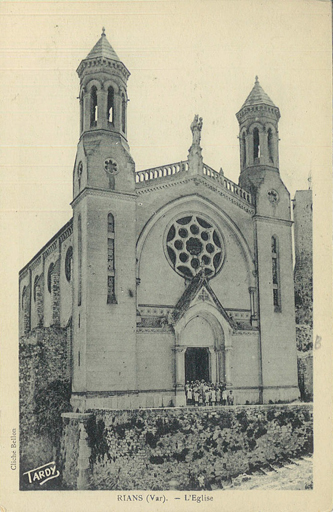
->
[[86, 29, 120, 61], [76, 28, 130, 82], [241, 76, 276, 109]]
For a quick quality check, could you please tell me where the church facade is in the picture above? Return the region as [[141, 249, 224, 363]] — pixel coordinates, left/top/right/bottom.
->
[[19, 31, 300, 410]]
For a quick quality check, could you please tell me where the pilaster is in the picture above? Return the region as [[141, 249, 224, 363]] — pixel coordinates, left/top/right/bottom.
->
[[173, 346, 186, 407]]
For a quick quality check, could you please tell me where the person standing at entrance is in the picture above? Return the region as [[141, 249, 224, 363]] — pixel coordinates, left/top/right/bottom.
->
[[222, 388, 227, 406], [216, 385, 222, 405], [185, 381, 190, 405], [211, 386, 216, 406], [227, 390, 234, 405], [189, 382, 194, 405], [194, 387, 199, 406], [204, 386, 211, 406]]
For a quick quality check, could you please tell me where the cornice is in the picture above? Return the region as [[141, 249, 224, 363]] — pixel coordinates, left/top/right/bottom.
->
[[236, 103, 280, 122], [71, 186, 137, 208], [43, 240, 58, 260], [232, 329, 259, 336], [59, 224, 73, 244], [253, 215, 292, 226], [136, 327, 173, 334], [30, 255, 42, 271], [77, 57, 130, 82], [136, 175, 255, 215]]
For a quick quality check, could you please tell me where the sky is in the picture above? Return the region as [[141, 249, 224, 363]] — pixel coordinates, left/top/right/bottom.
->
[[0, 0, 331, 275]]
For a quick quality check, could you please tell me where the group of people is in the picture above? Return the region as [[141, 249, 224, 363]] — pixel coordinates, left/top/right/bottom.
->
[[185, 380, 234, 406]]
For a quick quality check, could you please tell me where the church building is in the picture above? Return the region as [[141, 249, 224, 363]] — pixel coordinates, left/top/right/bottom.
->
[[19, 30, 300, 410]]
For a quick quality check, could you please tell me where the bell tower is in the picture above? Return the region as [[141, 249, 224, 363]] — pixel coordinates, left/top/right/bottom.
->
[[73, 27, 134, 198], [236, 76, 280, 193], [236, 77, 299, 404], [71, 30, 137, 411]]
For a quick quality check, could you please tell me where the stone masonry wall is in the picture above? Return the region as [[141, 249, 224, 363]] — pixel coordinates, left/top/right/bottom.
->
[[294, 190, 313, 402], [19, 326, 72, 489], [52, 259, 61, 326], [60, 404, 313, 490]]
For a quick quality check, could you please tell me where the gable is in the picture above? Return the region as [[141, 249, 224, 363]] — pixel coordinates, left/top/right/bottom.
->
[[169, 272, 236, 329]]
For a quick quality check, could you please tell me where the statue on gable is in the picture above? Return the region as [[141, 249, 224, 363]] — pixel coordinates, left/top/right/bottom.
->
[[190, 115, 203, 146]]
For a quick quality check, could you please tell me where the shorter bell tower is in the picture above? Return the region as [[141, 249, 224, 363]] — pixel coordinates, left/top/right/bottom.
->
[[235, 77, 299, 404], [236, 76, 280, 193]]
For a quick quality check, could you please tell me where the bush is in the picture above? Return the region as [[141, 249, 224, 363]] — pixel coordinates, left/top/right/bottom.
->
[[33, 380, 72, 447]]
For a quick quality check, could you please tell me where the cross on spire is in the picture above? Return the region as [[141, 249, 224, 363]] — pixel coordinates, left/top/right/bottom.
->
[[101, 27, 106, 36]]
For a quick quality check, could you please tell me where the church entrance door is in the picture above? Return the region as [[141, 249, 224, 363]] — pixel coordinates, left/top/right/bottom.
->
[[185, 347, 209, 383]]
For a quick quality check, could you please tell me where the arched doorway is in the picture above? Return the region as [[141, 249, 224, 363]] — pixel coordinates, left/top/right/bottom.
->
[[181, 315, 215, 384], [173, 305, 229, 406], [185, 347, 210, 382]]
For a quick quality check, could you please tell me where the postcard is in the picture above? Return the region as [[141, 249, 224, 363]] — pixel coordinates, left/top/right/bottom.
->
[[0, 1, 332, 511]]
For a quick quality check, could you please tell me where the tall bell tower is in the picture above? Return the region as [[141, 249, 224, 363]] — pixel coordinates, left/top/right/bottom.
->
[[236, 78, 299, 403], [71, 30, 137, 411]]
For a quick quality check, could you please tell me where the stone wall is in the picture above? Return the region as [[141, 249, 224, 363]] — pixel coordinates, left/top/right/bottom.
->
[[298, 353, 313, 402], [294, 189, 313, 402], [19, 326, 72, 489], [60, 404, 312, 490]]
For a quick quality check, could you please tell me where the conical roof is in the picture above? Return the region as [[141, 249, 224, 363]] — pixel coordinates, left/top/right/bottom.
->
[[86, 28, 120, 61], [241, 76, 276, 108]]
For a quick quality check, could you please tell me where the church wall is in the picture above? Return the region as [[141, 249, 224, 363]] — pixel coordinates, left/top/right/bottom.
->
[[136, 330, 174, 392], [230, 333, 260, 404], [30, 260, 43, 330], [72, 204, 88, 393], [256, 220, 299, 401], [138, 194, 252, 310], [60, 234, 73, 328], [43, 248, 60, 327], [19, 219, 74, 337], [19, 272, 30, 337], [209, 236, 251, 310], [77, 194, 137, 393], [136, 177, 255, 254]]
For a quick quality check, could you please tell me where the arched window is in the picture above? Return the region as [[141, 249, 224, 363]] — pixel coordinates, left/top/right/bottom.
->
[[267, 128, 274, 163], [242, 132, 246, 168], [78, 215, 82, 306], [107, 213, 116, 304], [90, 86, 98, 127], [65, 246, 73, 282], [271, 236, 280, 310], [33, 275, 39, 302], [107, 86, 114, 124], [121, 93, 126, 132], [253, 127, 260, 160], [47, 263, 54, 293], [77, 161, 83, 190], [108, 213, 114, 233], [22, 285, 30, 334], [22, 286, 27, 309]]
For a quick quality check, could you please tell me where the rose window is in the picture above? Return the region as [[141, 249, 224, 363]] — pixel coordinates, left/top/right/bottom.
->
[[165, 215, 223, 279]]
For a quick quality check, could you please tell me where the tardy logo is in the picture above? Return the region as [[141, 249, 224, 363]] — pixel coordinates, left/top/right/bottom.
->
[[23, 461, 60, 485]]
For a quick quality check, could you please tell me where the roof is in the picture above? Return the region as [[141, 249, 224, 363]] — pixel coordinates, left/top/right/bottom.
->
[[19, 218, 73, 278], [86, 28, 120, 61], [241, 76, 276, 109]]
